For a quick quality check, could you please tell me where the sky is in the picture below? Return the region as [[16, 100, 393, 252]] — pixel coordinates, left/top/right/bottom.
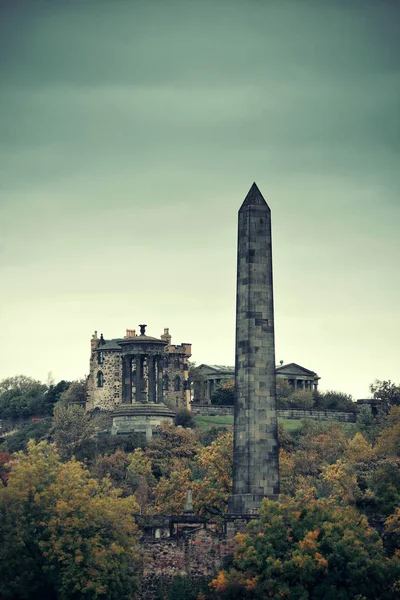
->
[[0, 0, 399, 399]]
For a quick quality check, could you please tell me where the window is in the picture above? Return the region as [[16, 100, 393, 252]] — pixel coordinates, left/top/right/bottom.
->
[[174, 375, 181, 392], [98, 351, 104, 365], [97, 371, 104, 388], [163, 374, 169, 391]]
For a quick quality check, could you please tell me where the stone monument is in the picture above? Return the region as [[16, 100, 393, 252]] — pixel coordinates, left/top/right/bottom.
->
[[111, 325, 175, 440], [228, 183, 280, 514]]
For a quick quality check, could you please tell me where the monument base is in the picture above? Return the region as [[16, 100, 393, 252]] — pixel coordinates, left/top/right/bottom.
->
[[111, 403, 175, 440], [228, 493, 279, 515]]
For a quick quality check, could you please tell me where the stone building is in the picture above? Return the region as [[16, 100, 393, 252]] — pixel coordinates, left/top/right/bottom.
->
[[275, 362, 320, 391], [193, 362, 319, 403], [192, 364, 234, 404], [86, 327, 191, 412]]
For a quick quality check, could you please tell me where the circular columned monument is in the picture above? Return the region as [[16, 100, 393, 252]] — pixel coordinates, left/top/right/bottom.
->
[[111, 324, 175, 439]]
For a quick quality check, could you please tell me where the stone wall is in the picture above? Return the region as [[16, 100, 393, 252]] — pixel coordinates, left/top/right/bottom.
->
[[86, 344, 122, 411], [278, 408, 357, 423], [191, 404, 358, 423], [163, 348, 190, 411], [191, 404, 234, 416], [136, 516, 247, 600]]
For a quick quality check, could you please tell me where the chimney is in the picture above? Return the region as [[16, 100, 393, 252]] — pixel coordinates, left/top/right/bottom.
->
[[161, 327, 171, 345], [125, 329, 137, 338]]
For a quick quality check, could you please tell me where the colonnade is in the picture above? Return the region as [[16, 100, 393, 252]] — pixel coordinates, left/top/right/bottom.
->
[[122, 354, 165, 404]]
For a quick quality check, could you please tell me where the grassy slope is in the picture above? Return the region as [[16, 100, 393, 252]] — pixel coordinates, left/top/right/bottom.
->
[[195, 415, 302, 432]]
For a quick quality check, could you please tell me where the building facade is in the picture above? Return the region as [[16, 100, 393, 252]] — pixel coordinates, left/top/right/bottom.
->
[[275, 362, 320, 391], [193, 362, 319, 404], [86, 328, 191, 412]]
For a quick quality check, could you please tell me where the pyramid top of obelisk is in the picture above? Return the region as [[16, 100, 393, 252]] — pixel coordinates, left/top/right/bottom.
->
[[240, 182, 270, 209]]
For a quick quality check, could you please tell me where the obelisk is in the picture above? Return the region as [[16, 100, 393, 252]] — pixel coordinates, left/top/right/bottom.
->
[[228, 183, 280, 515]]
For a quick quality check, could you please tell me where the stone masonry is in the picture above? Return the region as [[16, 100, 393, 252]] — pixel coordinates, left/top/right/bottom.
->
[[228, 183, 280, 514], [86, 328, 191, 412]]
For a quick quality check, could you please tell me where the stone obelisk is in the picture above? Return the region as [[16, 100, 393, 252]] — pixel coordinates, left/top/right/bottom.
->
[[228, 183, 279, 515]]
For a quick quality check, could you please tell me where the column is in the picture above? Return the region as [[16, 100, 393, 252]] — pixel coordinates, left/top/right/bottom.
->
[[206, 380, 212, 403], [135, 356, 143, 403], [156, 356, 164, 403], [122, 355, 132, 404], [148, 355, 156, 403]]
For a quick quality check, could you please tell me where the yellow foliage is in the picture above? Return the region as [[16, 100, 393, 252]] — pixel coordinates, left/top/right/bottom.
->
[[299, 529, 320, 551], [209, 570, 228, 592]]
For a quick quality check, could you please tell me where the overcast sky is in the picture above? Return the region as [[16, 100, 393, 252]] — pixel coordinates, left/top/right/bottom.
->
[[0, 0, 399, 399]]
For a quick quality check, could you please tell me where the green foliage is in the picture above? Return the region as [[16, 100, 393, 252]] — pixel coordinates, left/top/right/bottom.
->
[[200, 425, 229, 446], [370, 379, 400, 412], [0, 376, 48, 419], [286, 389, 314, 409], [211, 382, 235, 406], [57, 379, 87, 407], [0, 451, 12, 486], [147, 422, 198, 478], [356, 405, 383, 444], [1, 418, 52, 453], [0, 440, 139, 600], [0, 377, 75, 420], [52, 404, 95, 460], [207, 491, 400, 599], [276, 379, 292, 407], [174, 409, 197, 428], [314, 389, 355, 411]]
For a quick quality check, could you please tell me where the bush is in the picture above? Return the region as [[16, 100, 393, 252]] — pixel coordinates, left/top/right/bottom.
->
[[1, 418, 52, 453], [286, 389, 314, 409], [174, 409, 197, 429], [211, 386, 235, 405], [315, 390, 355, 411]]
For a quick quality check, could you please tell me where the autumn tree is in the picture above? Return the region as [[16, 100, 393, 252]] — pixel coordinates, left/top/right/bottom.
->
[[154, 460, 192, 514], [211, 379, 235, 406], [193, 431, 233, 517], [147, 422, 199, 477], [91, 449, 133, 495], [0, 451, 12, 486], [126, 448, 156, 513], [52, 403, 95, 460], [206, 490, 400, 600], [0, 440, 139, 600]]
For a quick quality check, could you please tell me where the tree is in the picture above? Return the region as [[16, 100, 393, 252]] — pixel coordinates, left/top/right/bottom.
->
[[286, 389, 314, 409], [174, 409, 197, 429], [147, 422, 199, 478], [44, 380, 71, 411], [52, 404, 95, 460], [2, 418, 52, 453], [0, 376, 48, 418], [0, 451, 12, 487], [275, 379, 292, 408], [126, 448, 156, 513], [193, 431, 233, 517], [57, 379, 87, 408], [91, 449, 133, 495], [0, 375, 43, 396], [0, 440, 139, 600], [206, 490, 400, 600], [370, 380, 400, 413], [314, 389, 355, 411], [375, 407, 400, 458], [154, 460, 192, 514], [211, 380, 235, 406]]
